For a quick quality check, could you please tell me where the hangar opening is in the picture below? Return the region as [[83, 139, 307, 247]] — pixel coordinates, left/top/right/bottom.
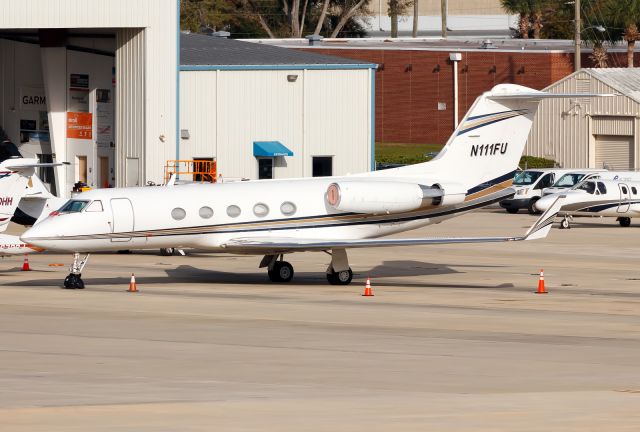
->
[[0, 28, 148, 197]]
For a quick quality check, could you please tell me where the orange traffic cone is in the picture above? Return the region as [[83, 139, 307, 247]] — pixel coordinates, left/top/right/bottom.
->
[[536, 269, 547, 294], [128, 273, 138, 292], [362, 277, 374, 296], [22, 254, 30, 271]]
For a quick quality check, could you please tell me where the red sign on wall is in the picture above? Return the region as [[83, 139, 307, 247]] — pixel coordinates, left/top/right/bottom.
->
[[67, 112, 93, 139]]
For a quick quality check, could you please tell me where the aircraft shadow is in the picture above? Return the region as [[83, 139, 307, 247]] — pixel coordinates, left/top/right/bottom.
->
[[3, 260, 512, 291]]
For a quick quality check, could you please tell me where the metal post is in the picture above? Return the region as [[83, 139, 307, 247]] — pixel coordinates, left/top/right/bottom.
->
[[574, 0, 581, 71], [441, 0, 447, 39]]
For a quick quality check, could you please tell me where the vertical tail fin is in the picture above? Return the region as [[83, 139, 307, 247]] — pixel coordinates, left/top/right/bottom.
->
[[429, 84, 546, 190], [377, 84, 613, 195]]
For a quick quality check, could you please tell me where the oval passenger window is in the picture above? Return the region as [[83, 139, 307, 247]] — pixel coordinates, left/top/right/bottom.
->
[[253, 203, 269, 217], [199, 206, 214, 219], [227, 205, 241, 218], [280, 201, 296, 216], [171, 207, 186, 220]]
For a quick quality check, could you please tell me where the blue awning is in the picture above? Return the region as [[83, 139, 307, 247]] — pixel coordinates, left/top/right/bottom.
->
[[253, 141, 294, 157]]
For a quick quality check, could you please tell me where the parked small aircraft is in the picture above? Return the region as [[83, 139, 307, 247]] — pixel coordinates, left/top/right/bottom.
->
[[0, 157, 67, 256], [23, 84, 600, 289], [536, 178, 640, 229]]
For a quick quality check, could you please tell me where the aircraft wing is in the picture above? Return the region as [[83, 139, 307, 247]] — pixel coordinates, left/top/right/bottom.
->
[[221, 196, 563, 253]]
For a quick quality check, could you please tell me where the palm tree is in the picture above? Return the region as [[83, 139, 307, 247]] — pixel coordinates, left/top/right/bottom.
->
[[605, 0, 640, 67], [501, 0, 532, 39]]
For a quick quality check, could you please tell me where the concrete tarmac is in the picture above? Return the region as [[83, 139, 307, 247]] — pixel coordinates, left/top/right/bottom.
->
[[0, 210, 639, 431]]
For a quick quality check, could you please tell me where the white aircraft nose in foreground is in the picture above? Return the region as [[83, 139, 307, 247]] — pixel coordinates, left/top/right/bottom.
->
[[23, 84, 608, 289]]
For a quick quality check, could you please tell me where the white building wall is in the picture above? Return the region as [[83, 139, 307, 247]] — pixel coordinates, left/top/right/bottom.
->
[[1, 0, 178, 187], [179, 68, 372, 180], [304, 69, 371, 176], [526, 71, 640, 169], [179, 71, 218, 160]]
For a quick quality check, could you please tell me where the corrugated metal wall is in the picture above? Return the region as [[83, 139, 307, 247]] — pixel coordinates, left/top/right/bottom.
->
[[179, 68, 371, 180], [527, 71, 640, 169], [1, 0, 178, 185], [304, 69, 371, 176], [116, 29, 145, 187]]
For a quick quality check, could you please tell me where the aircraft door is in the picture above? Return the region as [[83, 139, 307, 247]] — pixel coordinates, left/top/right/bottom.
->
[[618, 184, 631, 213], [110, 198, 134, 242]]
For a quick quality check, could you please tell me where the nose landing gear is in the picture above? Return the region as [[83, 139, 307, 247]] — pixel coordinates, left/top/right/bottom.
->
[[63, 252, 90, 289]]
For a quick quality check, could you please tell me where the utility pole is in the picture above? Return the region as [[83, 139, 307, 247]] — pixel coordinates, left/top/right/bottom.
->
[[574, 0, 581, 71], [441, 0, 447, 39]]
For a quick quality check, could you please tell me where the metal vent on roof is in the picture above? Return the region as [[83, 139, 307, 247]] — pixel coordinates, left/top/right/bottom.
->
[[305, 34, 324, 46], [480, 40, 496, 49]]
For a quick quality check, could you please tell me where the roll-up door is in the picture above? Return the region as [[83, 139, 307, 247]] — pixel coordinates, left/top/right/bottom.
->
[[594, 135, 634, 170]]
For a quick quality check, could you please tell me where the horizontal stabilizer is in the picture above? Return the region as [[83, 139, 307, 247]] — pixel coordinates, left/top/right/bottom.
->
[[5, 161, 70, 170]]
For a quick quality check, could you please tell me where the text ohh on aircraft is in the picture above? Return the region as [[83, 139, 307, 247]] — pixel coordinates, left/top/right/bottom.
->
[[22, 84, 612, 289]]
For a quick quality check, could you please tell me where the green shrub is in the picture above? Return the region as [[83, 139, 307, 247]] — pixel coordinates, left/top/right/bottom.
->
[[519, 155, 556, 169]]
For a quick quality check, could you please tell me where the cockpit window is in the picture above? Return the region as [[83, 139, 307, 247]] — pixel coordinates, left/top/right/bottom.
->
[[577, 181, 596, 194], [58, 200, 89, 213], [513, 171, 542, 186], [85, 200, 104, 212], [597, 182, 607, 194], [554, 173, 585, 187]]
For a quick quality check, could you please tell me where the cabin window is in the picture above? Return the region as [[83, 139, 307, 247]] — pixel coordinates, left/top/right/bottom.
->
[[85, 200, 104, 212], [171, 207, 186, 220], [227, 205, 241, 218], [199, 206, 214, 219], [253, 203, 269, 217], [622, 186, 629, 194], [578, 181, 596, 194], [632, 187, 638, 195], [280, 201, 297, 216], [597, 183, 607, 195], [59, 200, 89, 213]]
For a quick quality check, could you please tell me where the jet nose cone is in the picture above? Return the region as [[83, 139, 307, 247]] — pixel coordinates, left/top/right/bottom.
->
[[534, 195, 555, 212]]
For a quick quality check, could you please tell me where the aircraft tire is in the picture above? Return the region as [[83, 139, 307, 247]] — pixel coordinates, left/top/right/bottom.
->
[[618, 217, 631, 227], [160, 248, 175, 256], [268, 261, 294, 283], [327, 268, 353, 285], [63, 274, 84, 289], [560, 218, 570, 229]]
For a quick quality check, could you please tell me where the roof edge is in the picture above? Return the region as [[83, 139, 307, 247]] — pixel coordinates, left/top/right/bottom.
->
[[180, 63, 378, 71]]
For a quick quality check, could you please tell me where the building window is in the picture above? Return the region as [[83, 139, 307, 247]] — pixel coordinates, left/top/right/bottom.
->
[[171, 207, 186, 220], [313, 156, 333, 177], [258, 158, 273, 180]]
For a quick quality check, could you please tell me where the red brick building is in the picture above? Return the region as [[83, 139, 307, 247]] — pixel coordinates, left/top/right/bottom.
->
[[261, 39, 636, 145]]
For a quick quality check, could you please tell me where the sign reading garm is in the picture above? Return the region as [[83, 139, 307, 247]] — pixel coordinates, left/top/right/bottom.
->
[[20, 87, 47, 111]]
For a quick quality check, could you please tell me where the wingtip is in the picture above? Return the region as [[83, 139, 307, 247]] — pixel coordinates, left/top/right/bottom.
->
[[523, 195, 565, 241]]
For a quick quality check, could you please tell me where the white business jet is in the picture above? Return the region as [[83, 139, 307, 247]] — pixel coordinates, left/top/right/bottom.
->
[[22, 84, 595, 289], [0, 157, 67, 256], [536, 177, 640, 229]]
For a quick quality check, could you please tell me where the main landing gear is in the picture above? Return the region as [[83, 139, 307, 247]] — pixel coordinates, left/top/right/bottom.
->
[[617, 217, 631, 227], [64, 252, 90, 289], [559, 215, 572, 229], [259, 248, 354, 285]]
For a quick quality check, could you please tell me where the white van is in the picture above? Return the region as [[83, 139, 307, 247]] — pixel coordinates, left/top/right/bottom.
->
[[542, 169, 608, 196], [500, 169, 574, 214]]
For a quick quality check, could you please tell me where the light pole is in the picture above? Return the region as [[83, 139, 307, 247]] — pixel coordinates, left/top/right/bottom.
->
[[574, 0, 581, 71]]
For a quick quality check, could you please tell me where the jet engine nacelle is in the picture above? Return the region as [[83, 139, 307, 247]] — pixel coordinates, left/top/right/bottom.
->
[[430, 183, 467, 206], [326, 181, 438, 214]]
